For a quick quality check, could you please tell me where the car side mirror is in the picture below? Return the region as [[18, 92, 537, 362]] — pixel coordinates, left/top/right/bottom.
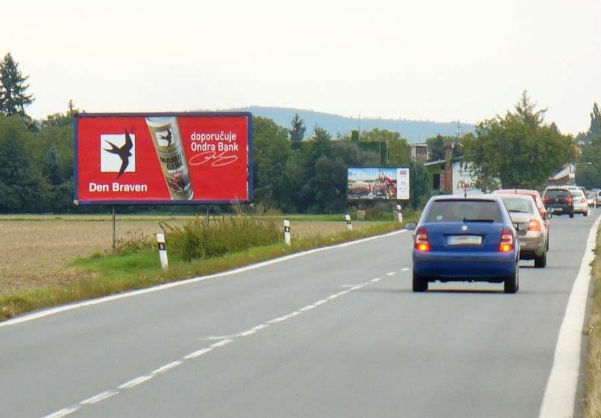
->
[[405, 222, 417, 231]]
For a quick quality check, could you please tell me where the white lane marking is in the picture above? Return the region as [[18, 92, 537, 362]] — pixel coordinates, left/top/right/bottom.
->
[[539, 214, 601, 418], [268, 316, 289, 324], [152, 361, 182, 375], [251, 324, 269, 331], [401, 267, 410, 272], [299, 305, 316, 312], [350, 285, 364, 291], [238, 329, 257, 337], [184, 347, 214, 360], [80, 391, 118, 405], [340, 284, 362, 288], [42, 407, 79, 418], [210, 339, 233, 348], [118, 375, 153, 389], [386, 272, 396, 276], [203, 335, 237, 341], [371, 278, 382, 283], [1, 230, 407, 328], [313, 299, 328, 306]]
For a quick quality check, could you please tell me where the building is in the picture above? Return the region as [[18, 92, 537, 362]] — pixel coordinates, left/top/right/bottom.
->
[[425, 158, 486, 195], [548, 164, 576, 186], [410, 143, 429, 163]]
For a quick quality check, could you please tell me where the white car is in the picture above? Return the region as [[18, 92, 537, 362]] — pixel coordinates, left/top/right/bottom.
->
[[570, 190, 590, 216]]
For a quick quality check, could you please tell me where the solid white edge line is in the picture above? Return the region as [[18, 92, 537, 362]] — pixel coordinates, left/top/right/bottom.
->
[[118, 375, 153, 390], [210, 339, 233, 348], [538, 214, 601, 418], [152, 361, 182, 375], [42, 407, 80, 418], [80, 391, 118, 405], [184, 347, 214, 359], [0, 230, 407, 329]]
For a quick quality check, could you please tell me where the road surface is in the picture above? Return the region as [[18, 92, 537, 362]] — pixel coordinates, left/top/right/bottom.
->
[[1, 212, 598, 417]]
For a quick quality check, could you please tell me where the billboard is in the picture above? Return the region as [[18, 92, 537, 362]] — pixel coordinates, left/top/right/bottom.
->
[[347, 167, 410, 200], [74, 112, 252, 205]]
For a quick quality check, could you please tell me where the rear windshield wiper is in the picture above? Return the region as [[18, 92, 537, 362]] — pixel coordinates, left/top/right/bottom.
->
[[509, 210, 529, 213], [463, 218, 495, 223]]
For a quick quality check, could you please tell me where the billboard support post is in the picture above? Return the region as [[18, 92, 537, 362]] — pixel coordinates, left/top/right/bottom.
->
[[112, 206, 116, 255]]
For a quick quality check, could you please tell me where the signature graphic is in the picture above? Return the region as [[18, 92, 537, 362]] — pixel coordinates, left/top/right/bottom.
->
[[189, 151, 238, 167], [104, 129, 133, 178]]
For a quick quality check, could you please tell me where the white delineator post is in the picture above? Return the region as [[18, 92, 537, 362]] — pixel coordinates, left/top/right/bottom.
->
[[156, 233, 168, 270], [397, 204, 403, 223], [284, 220, 291, 245], [345, 214, 353, 231]]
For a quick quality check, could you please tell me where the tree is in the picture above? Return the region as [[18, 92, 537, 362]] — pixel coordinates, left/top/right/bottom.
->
[[426, 134, 463, 161], [576, 103, 601, 145], [42, 145, 62, 187], [289, 113, 306, 144], [462, 91, 576, 190], [0, 53, 34, 117]]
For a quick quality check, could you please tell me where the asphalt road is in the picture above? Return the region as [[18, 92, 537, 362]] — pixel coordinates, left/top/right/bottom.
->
[[1, 211, 598, 418]]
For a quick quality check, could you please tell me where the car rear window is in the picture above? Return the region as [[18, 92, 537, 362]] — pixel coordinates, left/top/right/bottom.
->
[[426, 200, 502, 222], [570, 190, 584, 197], [499, 197, 534, 214], [545, 189, 569, 198]]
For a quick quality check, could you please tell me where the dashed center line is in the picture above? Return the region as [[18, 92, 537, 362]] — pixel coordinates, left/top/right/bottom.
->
[[42, 268, 406, 418]]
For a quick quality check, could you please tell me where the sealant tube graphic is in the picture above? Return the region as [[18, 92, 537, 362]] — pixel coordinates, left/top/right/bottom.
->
[[146, 116, 193, 200]]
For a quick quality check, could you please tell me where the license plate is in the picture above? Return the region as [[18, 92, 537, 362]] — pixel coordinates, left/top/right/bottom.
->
[[550, 207, 560, 212], [447, 235, 482, 246]]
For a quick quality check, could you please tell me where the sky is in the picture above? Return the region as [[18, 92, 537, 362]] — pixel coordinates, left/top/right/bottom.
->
[[2, 0, 600, 135]]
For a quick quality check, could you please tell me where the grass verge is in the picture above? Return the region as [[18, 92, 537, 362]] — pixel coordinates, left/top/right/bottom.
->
[[0, 219, 413, 323], [585, 225, 601, 417]]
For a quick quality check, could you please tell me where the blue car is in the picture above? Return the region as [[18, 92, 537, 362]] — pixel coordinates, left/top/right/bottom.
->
[[406, 195, 520, 293]]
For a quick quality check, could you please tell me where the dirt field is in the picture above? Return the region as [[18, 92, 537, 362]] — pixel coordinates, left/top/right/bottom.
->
[[0, 216, 374, 297]]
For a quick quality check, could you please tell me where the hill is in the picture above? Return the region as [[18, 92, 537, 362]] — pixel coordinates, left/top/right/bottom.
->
[[228, 106, 474, 143]]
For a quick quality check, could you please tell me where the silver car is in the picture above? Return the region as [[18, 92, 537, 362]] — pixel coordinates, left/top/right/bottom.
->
[[499, 194, 548, 268], [571, 190, 590, 216]]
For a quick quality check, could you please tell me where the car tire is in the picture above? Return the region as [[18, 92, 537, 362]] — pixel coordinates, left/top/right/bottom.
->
[[569, 212, 574, 218], [504, 264, 519, 294], [412, 272, 428, 292], [546, 235, 550, 251], [534, 251, 547, 268], [584, 210, 589, 217]]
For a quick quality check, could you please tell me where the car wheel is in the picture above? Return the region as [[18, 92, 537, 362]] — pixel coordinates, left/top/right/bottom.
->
[[412, 272, 428, 292], [534, 251, 547, 268], [546, 235, 550, 251], [504, 264, 519, 294], [569, 212, 574, 218], [585, 210, 589, 217]]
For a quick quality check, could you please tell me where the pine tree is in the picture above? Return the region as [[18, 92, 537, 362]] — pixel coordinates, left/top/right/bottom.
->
[[289, 113, 306, 142], [43, 145, 62, 186], [0, 53, 34, 117]]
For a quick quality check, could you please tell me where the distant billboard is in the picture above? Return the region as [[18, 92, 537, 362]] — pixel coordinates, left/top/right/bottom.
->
[[347, 167, 410, 200], [74, 112, 252, 205]]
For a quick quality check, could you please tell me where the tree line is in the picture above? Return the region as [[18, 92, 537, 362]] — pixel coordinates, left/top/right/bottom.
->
[[0, 53, 593, 214]]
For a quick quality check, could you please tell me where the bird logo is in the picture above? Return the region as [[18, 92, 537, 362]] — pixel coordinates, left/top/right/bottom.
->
[[102, 130, 135, 178], [158, 128, 173, 147]]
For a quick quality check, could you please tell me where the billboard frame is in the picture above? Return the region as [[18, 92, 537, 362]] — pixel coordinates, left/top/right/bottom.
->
[[73, 111, 254, 206], [346, 166, 410, 201]]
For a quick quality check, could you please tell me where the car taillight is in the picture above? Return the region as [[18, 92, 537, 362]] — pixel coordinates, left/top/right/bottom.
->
[[567, 197, 573, 204], [499, 228, 514, 252], [527, 219, 541, 232], [414, 227, 430, 252], [581, 198, 586, 203]]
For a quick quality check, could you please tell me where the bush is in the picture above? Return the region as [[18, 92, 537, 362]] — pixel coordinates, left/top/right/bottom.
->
[[161, 215, 281, 262]]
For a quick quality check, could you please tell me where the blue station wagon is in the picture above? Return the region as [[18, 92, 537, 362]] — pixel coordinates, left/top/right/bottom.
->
[[407, 195, 520, 293]]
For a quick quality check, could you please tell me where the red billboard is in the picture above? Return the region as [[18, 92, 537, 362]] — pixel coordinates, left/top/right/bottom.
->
[[74, 113, 253, 205]]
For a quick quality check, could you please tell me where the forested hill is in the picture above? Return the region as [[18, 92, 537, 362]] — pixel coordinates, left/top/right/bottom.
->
[[229, 106, 475, 143]]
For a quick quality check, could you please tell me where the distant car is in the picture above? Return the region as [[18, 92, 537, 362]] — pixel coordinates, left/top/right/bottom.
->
[[493, 189, 550, 250], [497, 194, 547, 267], [543, 187, 575, 218], [587, 191, 597, 208], [407, 195, 519, 293], [570, 190, 590, 216]]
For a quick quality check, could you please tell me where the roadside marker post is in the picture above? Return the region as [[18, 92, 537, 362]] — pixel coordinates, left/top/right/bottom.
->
[[346, 214, 353, 231], [156, 233, 169, 270], [284, 220, 291, 246], [397, 205, 403, 223]]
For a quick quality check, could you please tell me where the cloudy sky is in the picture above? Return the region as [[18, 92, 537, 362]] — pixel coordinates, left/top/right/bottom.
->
[[2, 0, 600, 134]]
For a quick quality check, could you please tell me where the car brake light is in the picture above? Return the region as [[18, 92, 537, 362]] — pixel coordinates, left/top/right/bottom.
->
[[581, 198, 586, 203], [567, 197, 573, 204], [499, 227, 514, 252], [414, 227, 430, 252], [527, 219, 541, 232]]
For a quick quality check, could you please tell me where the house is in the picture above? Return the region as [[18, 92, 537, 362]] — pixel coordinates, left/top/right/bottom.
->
[[410, 143, 429, 163], [548, 164, 576, 186]]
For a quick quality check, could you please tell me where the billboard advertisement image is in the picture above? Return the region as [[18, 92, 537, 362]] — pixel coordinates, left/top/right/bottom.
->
[[74, 112, 252, 205], [347, 167, 410, 200]]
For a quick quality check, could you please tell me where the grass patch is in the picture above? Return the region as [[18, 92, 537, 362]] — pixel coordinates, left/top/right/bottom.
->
[[0, 215, 418, 323], [585, 225, 601, 417]]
